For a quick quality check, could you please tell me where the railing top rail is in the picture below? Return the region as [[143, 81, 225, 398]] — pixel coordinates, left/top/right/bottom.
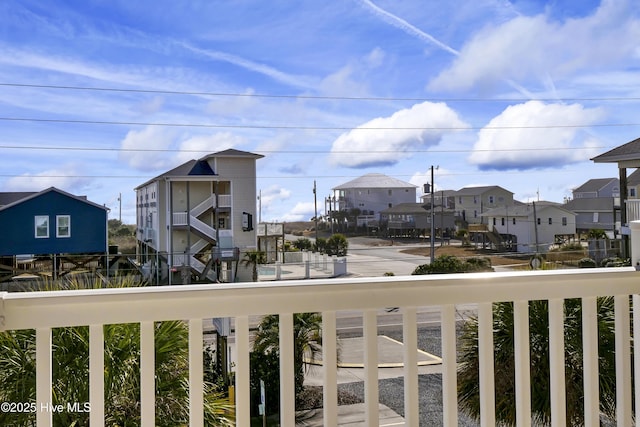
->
[[1, 267, 639, 331]]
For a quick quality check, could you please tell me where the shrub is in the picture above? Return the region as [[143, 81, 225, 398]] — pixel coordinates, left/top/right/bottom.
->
[[600, 257, 627, 267], [313, 237, 327, 253], [292, 237, 313, 251], [465, 257, 492, 271], [412, 255, 493, 275], [578, 258, 597, 268], [325, 233, 348, 257]]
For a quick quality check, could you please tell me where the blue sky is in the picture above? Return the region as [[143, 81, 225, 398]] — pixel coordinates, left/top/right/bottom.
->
[[2, 0, 640, 223]]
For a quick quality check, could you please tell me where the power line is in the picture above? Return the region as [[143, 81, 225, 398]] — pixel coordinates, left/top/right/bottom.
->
[[3, 82, 640, 103], [1, 116, 639, 130], [0, 144, 612, 154]]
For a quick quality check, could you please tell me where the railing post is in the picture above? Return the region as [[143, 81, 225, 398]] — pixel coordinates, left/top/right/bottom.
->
[[322, 311, 338, 426], [441, 305, 458, 426], [363, 309, 379, 426], [477, 303, 495, 426], [513, 300, 531, 427], [582, 297, 599, 427], [235, 316, 251, 427], [189, 319, 204, 427], [614, 295, 632, 425], [549, 298, 566, 427], [89, 325, 105, 427], [36, 327, 53, 427], [279, 313, 295, 427], [140, 321, 155, 427], [403, 307, 419, 427]]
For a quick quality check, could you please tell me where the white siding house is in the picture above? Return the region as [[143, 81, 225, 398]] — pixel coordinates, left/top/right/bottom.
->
[[454, 186, 514, 225], [482, 202, 577, 253], [135, 149, 263, 283], [332, 173, 417, 226]]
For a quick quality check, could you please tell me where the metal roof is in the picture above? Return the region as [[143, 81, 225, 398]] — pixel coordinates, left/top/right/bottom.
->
[[333, 173, 418, 190]]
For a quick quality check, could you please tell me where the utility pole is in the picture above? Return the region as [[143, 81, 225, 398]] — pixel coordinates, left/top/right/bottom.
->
[[313, 181, 318, 242], [257, 189, 262, 224], [118, 193, 122, 222], [430, 166, 435, 262]]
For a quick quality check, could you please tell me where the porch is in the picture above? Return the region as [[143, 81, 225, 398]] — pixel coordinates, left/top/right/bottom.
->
[[4, 226, 640, 426]]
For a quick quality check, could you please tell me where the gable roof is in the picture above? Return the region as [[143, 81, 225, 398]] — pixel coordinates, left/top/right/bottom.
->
[[572, 178, 618, 194], [135, 149, 263, 189], [628, 169, 640, 186], [482, 201, 574, 218], [333, 173, 418, 190], [564, 197, 616, 212], [0, 191, 37, 207], [592, 137, 640, 163], [0, 187, 108, 212], [201, 148, 264, 160], [455, 185, 513, 196]]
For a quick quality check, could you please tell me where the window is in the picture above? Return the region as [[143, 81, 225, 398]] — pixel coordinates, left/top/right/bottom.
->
[[488, 196, 495, 204], [537, 218, 541, 225], [388, 189, 393, 196], [474, 210, 478, 218], [562, 217, 567, 226], [35, 215, 49, 238], [513, 218, 516, 225], [630, 188, 636, 198], [501, 218, 505, 226], [473, 196, 478, 204], [548, 218, 553, 225], [56, 215, 70, 238], [493, 218, 496, 225], [593, 212, 599, 223], [458, 197, 462, 204]]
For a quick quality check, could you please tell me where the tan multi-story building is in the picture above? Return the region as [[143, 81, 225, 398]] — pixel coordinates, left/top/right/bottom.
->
[[135, 149, 263, 284]]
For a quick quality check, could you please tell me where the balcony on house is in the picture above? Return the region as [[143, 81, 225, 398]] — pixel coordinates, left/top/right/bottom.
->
[[4, 226, 640, 426]]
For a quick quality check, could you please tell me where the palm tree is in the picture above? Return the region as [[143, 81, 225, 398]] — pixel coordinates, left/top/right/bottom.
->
[[0, 276, 235, 427], [252, 313, 323, 396], [241, 249, 266, 282], [458, 298, 617, 426]]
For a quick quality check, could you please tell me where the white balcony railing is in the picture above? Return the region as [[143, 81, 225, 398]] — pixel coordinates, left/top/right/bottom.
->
[[627, 199, 640, 223], [5, 221, 640, 426], [2, 269, 640, 426]]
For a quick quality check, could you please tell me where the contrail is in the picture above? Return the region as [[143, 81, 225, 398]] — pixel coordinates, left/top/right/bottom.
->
[[178, 41, 315, 90], [357, 0, 460, 56]]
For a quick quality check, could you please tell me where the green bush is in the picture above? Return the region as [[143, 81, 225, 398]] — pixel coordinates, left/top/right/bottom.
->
[[292, 237, 313, 251], [412, 255, 493, 275], [578, 258, 597, 268], [313, 237, 327, 253], [600, 257, 626, 267], [325, 233, 348, 257]]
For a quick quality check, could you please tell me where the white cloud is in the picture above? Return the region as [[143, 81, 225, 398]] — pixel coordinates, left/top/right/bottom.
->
[[469, 101, 604, 170], [329, 101, 468, 168], [259, 185, 292, 213], [278, 202, 317, 222], [410, 167, 451, 195], [119, 126, 176, 171], [5, 165, 90, 192], [176, 132, 245, 164], [428, 1, 640, 92]]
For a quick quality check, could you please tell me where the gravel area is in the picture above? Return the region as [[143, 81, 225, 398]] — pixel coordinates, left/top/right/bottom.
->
[[337, 375, 479, 427]]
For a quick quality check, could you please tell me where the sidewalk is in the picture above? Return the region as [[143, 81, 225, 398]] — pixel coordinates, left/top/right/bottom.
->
[[300, 335, 443, 426]]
